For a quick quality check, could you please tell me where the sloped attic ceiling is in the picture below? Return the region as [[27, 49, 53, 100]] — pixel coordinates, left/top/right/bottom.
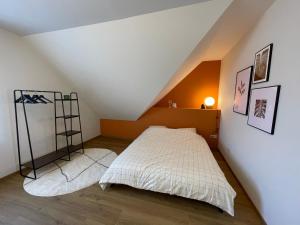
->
[[150, 0, 274, 108], [0, 0, 210, 36], [25, 0, 232, 120]]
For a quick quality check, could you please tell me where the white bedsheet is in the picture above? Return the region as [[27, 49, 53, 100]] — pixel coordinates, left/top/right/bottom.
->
[[99, 127, 236, 215]]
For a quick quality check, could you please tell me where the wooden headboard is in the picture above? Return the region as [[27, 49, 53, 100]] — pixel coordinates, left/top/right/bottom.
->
[[100, 107, 220, 149]]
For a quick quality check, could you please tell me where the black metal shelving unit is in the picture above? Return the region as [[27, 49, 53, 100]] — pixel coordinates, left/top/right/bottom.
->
[[14, 90, 84, 179]]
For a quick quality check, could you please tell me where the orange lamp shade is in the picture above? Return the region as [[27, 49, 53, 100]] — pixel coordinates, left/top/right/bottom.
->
[[204, 97, 215, 107]]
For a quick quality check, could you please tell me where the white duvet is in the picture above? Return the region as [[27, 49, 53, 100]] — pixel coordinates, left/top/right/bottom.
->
[[99, 127, 236, 215]]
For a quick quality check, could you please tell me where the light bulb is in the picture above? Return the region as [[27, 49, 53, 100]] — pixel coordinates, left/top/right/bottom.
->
[[204, 97, 215, 107]]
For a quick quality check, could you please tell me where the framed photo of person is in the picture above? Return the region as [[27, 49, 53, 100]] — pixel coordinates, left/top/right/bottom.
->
[[247, 85, 281, 134], [233, 66, 253, 115], [253, 43, 273, 84]]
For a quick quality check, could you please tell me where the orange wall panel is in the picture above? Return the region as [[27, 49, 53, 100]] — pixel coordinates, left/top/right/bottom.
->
[[101, 107, 220, 149], [100, 61, 221, 149], [156, 60, 221, 109]]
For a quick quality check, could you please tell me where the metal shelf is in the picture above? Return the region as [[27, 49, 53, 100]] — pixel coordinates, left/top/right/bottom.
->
[[56, 115, 79, 119], [14, 90, 84, 179], [22, 144, 82, 169], [57, 130, 81, 136], [55, 98, 78, 101]]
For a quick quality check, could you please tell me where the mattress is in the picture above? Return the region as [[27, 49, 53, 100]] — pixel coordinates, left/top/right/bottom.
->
[[99, 127, 236, 215]]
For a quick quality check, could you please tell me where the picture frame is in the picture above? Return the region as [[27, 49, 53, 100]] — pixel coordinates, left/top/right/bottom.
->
[[233, 66, 253, 115], [253, 43, 273, 84], [247, 85, 281, 134]]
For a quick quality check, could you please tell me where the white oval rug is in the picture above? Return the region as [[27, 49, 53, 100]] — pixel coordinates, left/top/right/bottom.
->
[[23, 148, 117, 197]]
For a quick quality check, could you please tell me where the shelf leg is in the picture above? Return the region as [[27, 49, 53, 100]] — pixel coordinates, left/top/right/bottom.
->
[[60, 92, 71, 161], [54, 92, 58, 152], [21, 90, 37, 179]]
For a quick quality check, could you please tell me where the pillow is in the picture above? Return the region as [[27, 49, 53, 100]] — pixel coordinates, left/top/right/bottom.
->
[[148, 126, 196, 133], [176, 128, 197, 133], [149, 125, 167, 128]]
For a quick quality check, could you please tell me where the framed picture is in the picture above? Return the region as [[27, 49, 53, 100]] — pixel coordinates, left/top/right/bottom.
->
[[247, 85, 280, 134], [233, 66, 253, 115], [253, 43, 273, 84]]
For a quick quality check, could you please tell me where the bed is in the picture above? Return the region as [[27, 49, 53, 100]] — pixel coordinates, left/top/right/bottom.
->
[[99, 127, 236, 216]]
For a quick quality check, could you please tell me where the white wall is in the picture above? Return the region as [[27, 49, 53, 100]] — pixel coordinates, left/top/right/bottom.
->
[[218, 0, 300, 225], [150, 0, 274, 108], [25, 0, 232, 120], [0, 28, 99, 178]]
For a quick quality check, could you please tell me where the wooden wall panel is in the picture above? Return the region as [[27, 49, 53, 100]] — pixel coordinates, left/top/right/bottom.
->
[[156, 61, 221, 109], [101, 107, 220, 149]]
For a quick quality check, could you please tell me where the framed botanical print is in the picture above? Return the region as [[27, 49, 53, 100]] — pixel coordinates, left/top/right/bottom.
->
[[233, 66, 253, 115], [247, 85, 281, 134], [253, 43, 273, 84]]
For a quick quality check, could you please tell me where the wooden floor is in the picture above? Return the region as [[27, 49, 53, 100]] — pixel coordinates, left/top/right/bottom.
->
[[0, 136, 265, 225]]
